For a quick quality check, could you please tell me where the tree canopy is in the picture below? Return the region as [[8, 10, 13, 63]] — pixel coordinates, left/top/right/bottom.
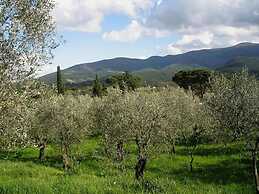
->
[[0, 0, 57, 150], [106, 71, 142, 92], [173, 69, 211, 98]]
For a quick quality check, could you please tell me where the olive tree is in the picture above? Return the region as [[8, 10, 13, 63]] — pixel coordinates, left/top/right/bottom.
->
[[0, 80, 47, 150], [0, 88, 29, 149], [159, 88, 196, 155], [181, 101, 212, 172], [0, 0, 57, 149], [28, 84, 56, 161], [126, 90, 166, 180], [160, 87, 212, 171], [0, 0, 57, 80], [204, 69, 259, 193], [54, 95, 94, 170], [30, 98, 55, 161], [98, 89, 132, 162], [31, 95, 94, 170]]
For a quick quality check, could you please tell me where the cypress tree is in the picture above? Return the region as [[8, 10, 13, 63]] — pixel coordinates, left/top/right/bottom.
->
[[57, 66, 64, 95], [92, 74, 103, 97]]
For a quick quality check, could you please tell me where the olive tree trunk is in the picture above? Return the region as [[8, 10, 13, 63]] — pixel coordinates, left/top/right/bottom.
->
[[39, 142, 46, 161], [116, 141, 124, 162], [170, 140, 176, 155], [135, 138, 147, 180], [62, 145, 71, 171], [135, 156, 147, 180]]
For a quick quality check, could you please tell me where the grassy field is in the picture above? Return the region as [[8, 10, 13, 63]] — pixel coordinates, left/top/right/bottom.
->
[[0, 138, 254, 194]]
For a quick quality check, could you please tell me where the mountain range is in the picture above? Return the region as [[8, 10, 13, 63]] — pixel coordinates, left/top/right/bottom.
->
[[41, 42, 259, 85]]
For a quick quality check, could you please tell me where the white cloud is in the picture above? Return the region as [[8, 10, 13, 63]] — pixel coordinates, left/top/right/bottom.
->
[[164, 26, 259, 55], [165, 45, 183, 55], [177, 32, 214, 46], [164, 31, 214, 55], [103, 20, 142, 42], [145, 0, 259, 54], [147, 0, 259, 30], [102, 20, 169, 42], [54, 0, 259, 53], [54, 0, 155, 32]]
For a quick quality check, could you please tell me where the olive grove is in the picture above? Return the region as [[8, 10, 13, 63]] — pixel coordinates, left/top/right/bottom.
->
[[0, 2, 258, 189], [1, 68, 259, 192]]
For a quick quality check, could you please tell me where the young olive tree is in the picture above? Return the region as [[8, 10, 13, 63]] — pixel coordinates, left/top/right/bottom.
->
[[32, 95, 93, 170], [31, 98, 55, 161], [0, 89, 29, 150], [28, 85, 56, 161], [161, 87, 211, 171], [53, 95, 94, 170], [0, 80, 47, 150], [182, 101, 212, 172], [204, 69, 259, 193], [97, 89, 131, 162], [126, 90, 166, 180], [160, 87, 213, 171], [159, 88, 196, 155]]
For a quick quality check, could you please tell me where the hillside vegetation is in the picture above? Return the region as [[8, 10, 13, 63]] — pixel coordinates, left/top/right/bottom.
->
[[217, 57, 259, 77], [40, 43, 259, 85]]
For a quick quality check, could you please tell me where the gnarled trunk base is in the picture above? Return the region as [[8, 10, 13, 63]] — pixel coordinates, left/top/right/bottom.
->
[[39, 142, 46, 162], [135, 157, 147, 180], [116, 141, 124, 162], [63, 153, 71, 171], [62, 146, 71, 171]]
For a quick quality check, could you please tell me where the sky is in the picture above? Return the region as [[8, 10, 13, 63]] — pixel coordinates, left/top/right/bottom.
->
[[41, 0, 259, 76]]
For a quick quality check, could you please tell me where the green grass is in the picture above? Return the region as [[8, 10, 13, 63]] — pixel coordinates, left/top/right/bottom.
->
[[0, 139, 254, 194]]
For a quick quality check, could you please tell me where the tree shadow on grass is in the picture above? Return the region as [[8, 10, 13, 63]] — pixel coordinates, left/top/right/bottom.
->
[[176, 144, 244, 157], [0, 152, 64, 170], [0, 149, 109, 176], [148, 157, 253, 186]]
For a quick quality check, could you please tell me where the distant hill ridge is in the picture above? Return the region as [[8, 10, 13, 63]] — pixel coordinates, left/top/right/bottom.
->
[[41, 42, 259, 84]]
